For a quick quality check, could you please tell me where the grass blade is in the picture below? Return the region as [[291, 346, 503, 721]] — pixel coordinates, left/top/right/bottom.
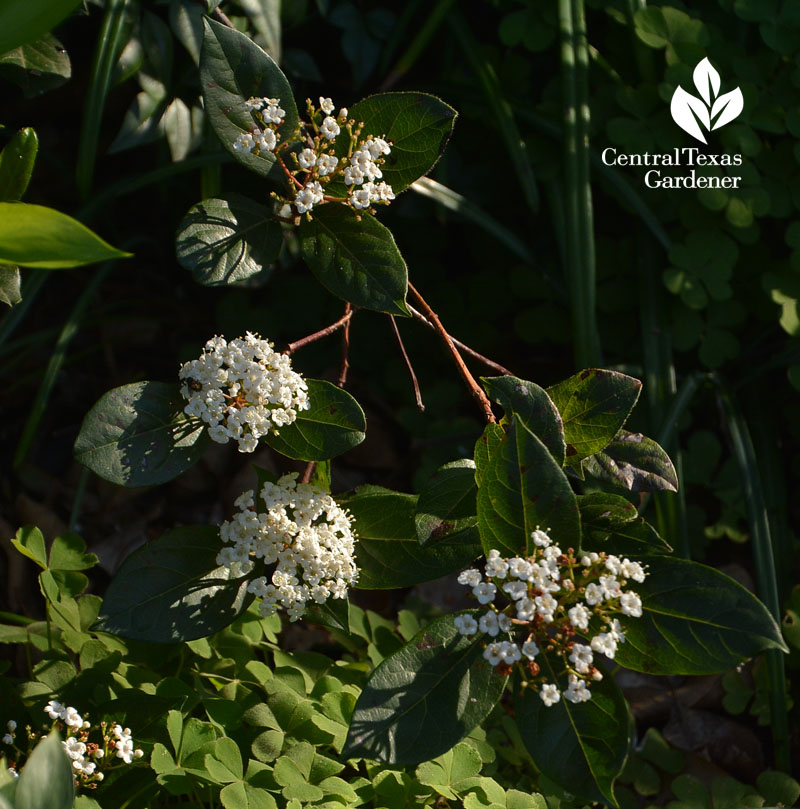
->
[[76, 0, 131, 199], [448, 11, 539, 213], [712, 375, 791, 772]]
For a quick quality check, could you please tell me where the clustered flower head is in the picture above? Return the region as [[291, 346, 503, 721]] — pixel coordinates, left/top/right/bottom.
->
[[1, 702, 143, 788], [232, 95, 395, 217], [454, 528, 647, 707], [218, 473, 358, 621], [179, 333, 310, 453]]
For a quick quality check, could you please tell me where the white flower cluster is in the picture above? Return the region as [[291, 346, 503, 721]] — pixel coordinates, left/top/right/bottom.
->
[[218, 473, 358, 621], [41, 701, 142, 784], [231, 95, 395, 218], [234, 96, 285, 154], [455, 530, 647, 707], [179, 333, 310, 453]]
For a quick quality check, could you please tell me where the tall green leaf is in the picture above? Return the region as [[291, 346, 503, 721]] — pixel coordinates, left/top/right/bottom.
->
[[0, 203, 131, 268], [476, 416, 580, 557], [95, 526, 252, 642], [299, 203, 409, 316], [338, 92, 456, 194], [343, 613, 506, 763], [265, 378, 366, 461], [74, 381, 209, 487], [616, 556, 788, 675], [582, 430, 678, 492], [546, 369, 641, 470], [343, 486, 480, 588], [175, 194, 281, 286], [0, 0, 81, 55], [516, 658, 631, 805], [14, 732, 74, 809], [482, 376, 566, 465], [201, 18, 297, 177]]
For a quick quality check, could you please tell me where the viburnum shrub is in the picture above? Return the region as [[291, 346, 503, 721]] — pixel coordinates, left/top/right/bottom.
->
[[66, 16, 788, 807]]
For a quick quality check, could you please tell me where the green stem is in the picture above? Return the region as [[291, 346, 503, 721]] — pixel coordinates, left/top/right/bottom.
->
[[559, 0, 600, 368], [711, 374, 790, 771]]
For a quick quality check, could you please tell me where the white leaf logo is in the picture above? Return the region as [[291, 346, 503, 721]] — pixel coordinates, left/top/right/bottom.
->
[[670, 57, 743, 143]]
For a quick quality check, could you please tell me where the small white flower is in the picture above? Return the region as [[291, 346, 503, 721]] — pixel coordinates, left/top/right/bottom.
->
[[319, 97, 335, 114], [454, 614, 478, 636], [531, 528, 551, 547], [6, 721, 16, 732], [581, 552, 599, 566], [479, 611, 500, 636], [584, 582, 603, 605], [565, 675, 592, 703], [620, 559, 646, 583], [2, 734, 13, 745], [317, 154, 339, 176], [540, 683, 561, 706], [245, 97, 264, 110], [458, 568, 482, 587], [508, 557, 531, 579], [263, 99, 285, 124], [63, 707, 83, 730], [350, 187, 372, 210], [516, 597, 536, 621], [485, 549, 509, 578], [64, 737, 87, 761], [605, 555, 622, 575], [497, 612, 513, 633], [568, 603, 590, 630], [521, 640, 540, 660], [339, 107, 348, 121], [233, 131, 255, 153], [483, 642, 503, 666], [591, 632, 617, 659], [295, 186, 318, 214], [254, 128, 277, 152], [607, 618, 626, 642], [297, 148, 317, 169], [499, 640, 521, 664], [45, 700, 65, 720], [473, 581, 496, 604], [599, 575, 622, 600], [320, 116, 340, 140], [620, 591, 643, 617], [569, 643, 593, 674]]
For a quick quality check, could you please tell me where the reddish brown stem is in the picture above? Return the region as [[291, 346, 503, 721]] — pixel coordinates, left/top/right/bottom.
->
[[211, 7, 235, 28], [338, 303, 352, 387], [388, 316, 424, 412], [300, 462, 315, 484], [283, 307, 353, 355], [407, 304, 515, 377], [277, 156, 304, 189], [408, 282, 496, 423]]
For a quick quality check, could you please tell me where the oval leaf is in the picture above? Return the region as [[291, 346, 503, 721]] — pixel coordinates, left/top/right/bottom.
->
[[343, 486, 481, 589], [201, 18, 297, 177], [299, 203, 409, 315], [343, 613, 506, 763], [0, 202, 131, 268], [15, 732, 74, 809], [477, 416, 581, 557], [578, 492, 672, 555], [546, 369, 641, 471], [0, 127, 38, 201], [516, 657, 631, 805], [265, 378, 365, 461], [0, 0, 81, 55], [338, 92, 457, 194], [175, 194, 281, 286], [482, 376, 566, 465], [94, 526, 252, 642], [74, 381, 209, 487], [582, 430, 678, 493], [616, 556, 788, 675], [415, 459, 478, 547], [0, 34, 72, 99]]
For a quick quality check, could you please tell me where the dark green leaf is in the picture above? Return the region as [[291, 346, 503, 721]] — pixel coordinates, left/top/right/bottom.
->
[[343, 486, 481, 588], [0, 34, 71, 98], [474, 422, 504, 487], [415, 459, 479, 548], [74, 381, 209, 487], [176, 194, 281, 286], [476, 416, 580, 557], [265, 378, 366, 461], [0, 0, 81, 55], [0, 203, 131, 268], [582, 430, 678, 493], [304, 598, 350, 633], [108, 87, 168, 154], [337, 92, 456, 194], [578, 493, 672, 555], [482, 376, 566, 465], [343, 613, 506, 763], [516, 658, 631, 805], [15, 732, 74, 809], [299, 203, 409, 316], [616, 556, 788, 675], [0, 265, 21, 306], [546, 370, 642, 470], [201, 18, 297, 177], [95, 526, 252, 642], [0, 127, 38, 201]]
